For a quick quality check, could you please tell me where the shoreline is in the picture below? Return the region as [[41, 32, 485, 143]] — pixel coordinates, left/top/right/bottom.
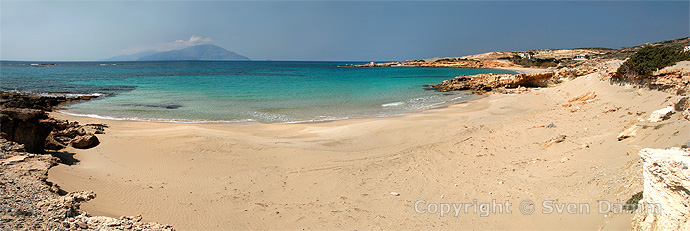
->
[[51, 66, 533, 125], [56, 94, 486, 126], [46, 70, 690, 229]]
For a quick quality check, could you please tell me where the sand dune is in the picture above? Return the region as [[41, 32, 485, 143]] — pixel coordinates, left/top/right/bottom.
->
[[48, 72, 689, 230]]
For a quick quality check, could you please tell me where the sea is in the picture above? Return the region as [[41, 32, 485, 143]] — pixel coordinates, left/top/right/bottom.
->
[[0, 61, 515, 123]]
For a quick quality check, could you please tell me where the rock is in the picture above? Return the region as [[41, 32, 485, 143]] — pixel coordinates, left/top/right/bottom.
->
[[44, 133, 66, 150], [541, 135, 566, 148], [580, 141, 592, 149], [560, 157, 569, 163], [648, 106, 675, 122], [427, 72, 555, 93], [0, 108, 53, 153], [1, 155, 26, 165], [77, 222, 88, 229], [0, 92, 65, 111], [632, 148, 689, 231], [71, 134, 99, 149], [617, 125, 639, 141], [675, 97, 690, 121], [675, 97, 689, 112], [0, 138, 25, 152], [55, 127, 86, 138], [568, 91, 596, 103], [390, 192, 400, 196]]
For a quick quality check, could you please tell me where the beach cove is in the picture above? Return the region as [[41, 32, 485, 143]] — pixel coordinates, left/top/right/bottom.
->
[[46, 68, 690, 229]]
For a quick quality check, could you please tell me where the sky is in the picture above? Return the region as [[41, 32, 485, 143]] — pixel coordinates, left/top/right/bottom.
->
[[1, 1, 688, 61]]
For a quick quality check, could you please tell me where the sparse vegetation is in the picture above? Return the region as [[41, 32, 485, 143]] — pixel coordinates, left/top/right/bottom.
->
[[500, 55, 563, 68], [624, 191, 644, 212], [434, 58, 475, 63], [615, 46, 690, 79]]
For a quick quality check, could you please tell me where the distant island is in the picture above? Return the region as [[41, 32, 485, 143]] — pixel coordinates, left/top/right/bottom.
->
[[105, 44, 250, 61]]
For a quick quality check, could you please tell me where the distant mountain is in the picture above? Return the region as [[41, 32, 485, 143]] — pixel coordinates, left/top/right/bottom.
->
[[105, 44, 250, 61], [103, 50, 158, 61], [138, 45, 250, 61]]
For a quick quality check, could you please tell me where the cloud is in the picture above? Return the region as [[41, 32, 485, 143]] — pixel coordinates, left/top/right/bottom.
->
[[122, 36, 215, 54], [166, 36, 215, 50]]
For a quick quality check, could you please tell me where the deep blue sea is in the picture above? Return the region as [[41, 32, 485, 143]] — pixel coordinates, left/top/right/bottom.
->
[[0, 61, 515, 123]]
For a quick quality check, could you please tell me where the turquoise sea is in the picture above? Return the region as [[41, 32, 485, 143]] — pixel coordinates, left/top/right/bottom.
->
[[0, 61, 515, 123]]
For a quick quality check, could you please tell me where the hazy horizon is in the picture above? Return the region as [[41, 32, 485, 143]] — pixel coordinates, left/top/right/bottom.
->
[[1, 1, 688, 62]]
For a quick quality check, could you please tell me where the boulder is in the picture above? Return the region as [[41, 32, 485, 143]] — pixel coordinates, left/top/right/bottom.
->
[[70, 134, 99, 149], [648, 106, 675, 122], [45, 133, 67, 150], [632, 148, 690, 231]]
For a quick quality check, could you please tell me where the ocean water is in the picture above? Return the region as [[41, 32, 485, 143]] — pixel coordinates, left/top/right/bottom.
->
[[0, 61, 515, 123]]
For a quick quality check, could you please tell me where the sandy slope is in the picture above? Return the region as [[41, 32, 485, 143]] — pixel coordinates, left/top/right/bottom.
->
[[48, 72, 689, 230]]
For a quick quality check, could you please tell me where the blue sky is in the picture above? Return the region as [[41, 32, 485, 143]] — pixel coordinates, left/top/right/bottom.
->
[[1, 1, 688, 61]]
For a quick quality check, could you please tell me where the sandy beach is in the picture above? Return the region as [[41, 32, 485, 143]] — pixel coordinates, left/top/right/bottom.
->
[[46, 70, 689, 230]]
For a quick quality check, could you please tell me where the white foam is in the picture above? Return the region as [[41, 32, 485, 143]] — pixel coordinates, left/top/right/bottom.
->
[[36, 92, 107, 98], [382, 101, 405, 107], [59, 111, 255, 124]]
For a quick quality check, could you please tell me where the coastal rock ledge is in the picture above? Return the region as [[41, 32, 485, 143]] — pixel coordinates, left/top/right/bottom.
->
[[426, 72, 555, 93], [633, 148, 690, 231]]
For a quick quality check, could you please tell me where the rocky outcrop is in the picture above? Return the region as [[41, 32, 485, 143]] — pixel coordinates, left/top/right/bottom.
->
[[0, 91, 104, 152], [632, 148, 690, 231], [0, 108, 54, 153], [649, 65, 690, 95], [648, 106, 676, 122], [0, 108, 103, 152], [0, 91, 99, 111], [0, 92, 66, 110], [343, 59, 516, 68], [0, 147, 173, 230], [426, 72, 555, 93], [0, 91, 172, 230]]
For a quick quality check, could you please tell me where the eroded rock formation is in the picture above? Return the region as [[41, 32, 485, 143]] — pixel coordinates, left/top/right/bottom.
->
[[426, 72, 555, 93], [632, 148, 690, 231], [0, 92, 102, 152], [0, 91, 172, 230]]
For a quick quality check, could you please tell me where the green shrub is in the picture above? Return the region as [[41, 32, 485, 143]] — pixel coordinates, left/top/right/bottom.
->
[[624, 191, 644, 212], [616, 46, 690, 78]]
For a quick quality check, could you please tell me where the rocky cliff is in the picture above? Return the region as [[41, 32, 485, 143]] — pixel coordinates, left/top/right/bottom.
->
[[632, 148, 690, 231]]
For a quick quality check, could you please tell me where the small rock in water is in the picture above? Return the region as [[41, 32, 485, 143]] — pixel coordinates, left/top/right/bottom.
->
[[390, 192, 400, 196]]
